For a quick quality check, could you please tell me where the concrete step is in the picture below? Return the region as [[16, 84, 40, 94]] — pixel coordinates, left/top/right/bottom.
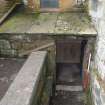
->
[[56, 85, 83, 92], [51, 90, 85, 105]]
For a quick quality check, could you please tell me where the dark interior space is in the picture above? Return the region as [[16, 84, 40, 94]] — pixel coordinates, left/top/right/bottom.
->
[[50, 38, 87, 105], [56, 39, 87, 85], [56, 63, 82, 85]]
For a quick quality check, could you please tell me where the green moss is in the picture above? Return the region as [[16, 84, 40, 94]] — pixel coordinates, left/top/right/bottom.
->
[[92, 68, 100, 78], [85, 87, 94, 105], [0, 11, 40, 32], [83, 0, 89, 14]]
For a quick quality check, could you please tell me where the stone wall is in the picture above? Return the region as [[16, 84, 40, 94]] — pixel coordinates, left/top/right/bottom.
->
[[89, 0, 105, 105], [0, 51, 53, 105], [0, 35, 54, 57]]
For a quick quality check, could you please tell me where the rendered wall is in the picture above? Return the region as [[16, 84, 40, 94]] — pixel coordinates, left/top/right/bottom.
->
[[89, 0, 105, 105], [59, 0, 76, 11]]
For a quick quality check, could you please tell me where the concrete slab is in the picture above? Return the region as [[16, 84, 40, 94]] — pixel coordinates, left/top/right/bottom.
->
[[27, 13, 58, 34], [0, 51, 47, 105], [0, 6, 97, 37]]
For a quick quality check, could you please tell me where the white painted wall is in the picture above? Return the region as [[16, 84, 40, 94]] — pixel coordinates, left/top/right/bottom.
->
[[89, 0, 105, 105]]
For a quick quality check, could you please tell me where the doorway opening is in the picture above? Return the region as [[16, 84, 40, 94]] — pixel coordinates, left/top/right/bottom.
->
[[50, 38, 87, 105], [56, 38, 87, 86], [40, 0, 59, 8]]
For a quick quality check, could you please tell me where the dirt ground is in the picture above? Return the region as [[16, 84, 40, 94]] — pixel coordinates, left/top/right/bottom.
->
[[0, 58, 25, 100]]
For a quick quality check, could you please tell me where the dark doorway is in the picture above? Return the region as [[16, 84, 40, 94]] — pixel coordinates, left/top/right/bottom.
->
[[50, 39, 89, 105], [40, 0, 59, 8], [56, 39, 86, 86]]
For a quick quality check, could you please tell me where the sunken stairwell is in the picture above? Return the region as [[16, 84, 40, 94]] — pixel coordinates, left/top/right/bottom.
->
[[50, 39, 87, 105]]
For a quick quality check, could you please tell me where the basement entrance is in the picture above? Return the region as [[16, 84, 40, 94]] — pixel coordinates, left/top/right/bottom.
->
[[56, 39, 83, 85], [50, 38, 87, 105]]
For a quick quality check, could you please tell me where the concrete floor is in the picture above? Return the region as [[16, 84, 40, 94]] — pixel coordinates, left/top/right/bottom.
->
[[50, 63, 84, 105], [51, 90, 85, 105], [0, 58, 25, 100]]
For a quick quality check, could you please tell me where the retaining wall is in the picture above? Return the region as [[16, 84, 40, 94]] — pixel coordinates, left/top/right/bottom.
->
[[0, 51, 54, 105], [89, 1, 105, 105]]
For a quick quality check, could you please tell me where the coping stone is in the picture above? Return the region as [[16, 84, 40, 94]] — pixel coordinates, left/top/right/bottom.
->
[[0, 51, 47, 105]]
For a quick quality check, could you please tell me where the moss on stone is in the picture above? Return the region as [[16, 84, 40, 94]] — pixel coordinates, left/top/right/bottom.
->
[[0, 6, 97, 36], [0, 11, 40, 32], [85, 87, 94, 105]]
